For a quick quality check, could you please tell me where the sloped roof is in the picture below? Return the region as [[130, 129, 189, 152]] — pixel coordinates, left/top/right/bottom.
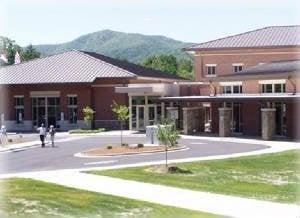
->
[[185, 25, 300, 51], [0, 50, 181, 85], [220, 59, 300, 78]]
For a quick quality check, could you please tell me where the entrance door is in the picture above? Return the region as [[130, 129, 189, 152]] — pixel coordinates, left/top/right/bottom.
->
[[232, 103, 243, 133], [148, 105, 156, 126], [137, 105, 145, 130], [32, 97, 60, 128], [275, 102, 287, 136]]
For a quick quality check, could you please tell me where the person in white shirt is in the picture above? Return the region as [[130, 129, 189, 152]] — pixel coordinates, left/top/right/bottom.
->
[[49, 125, 56, 147], [37, 123, 47, 147], [0, 125, 7, 146]]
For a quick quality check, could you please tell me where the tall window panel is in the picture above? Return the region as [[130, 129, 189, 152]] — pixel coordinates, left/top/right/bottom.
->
[[14, 96, 24, 123], [68, 95, 77, 124]]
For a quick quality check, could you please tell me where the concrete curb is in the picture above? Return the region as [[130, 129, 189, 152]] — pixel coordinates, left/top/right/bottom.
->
[[74, 146, 189, 158]]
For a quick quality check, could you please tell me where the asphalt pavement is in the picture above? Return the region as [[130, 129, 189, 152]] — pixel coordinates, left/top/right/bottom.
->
[[0, 135, 268, 174]]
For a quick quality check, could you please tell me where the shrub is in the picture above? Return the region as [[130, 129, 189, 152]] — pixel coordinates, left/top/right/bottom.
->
[[121, 143, 128, 147], [137, 143, 144, 148], [106, 145, 113, 149], [69, 128, 105, 134], [7, 139, 13, 143], [82, 106, 95, 129]]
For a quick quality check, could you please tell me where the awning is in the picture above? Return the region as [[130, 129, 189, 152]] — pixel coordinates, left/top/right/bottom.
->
[[158, 94, 300, 103]]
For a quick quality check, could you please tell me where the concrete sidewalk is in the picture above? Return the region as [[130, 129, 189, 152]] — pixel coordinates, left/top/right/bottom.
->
[[0, 134, 87, 153], [15, 170, 299, 218]]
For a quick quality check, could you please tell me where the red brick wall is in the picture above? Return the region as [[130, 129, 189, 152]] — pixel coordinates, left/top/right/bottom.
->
[[286, 102, 300, 139], [194, 47, 300, 81], [92, 86, 128, 120]]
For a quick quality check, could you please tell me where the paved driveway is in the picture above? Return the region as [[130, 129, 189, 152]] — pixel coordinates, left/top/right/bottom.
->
[[0, 135, 268, 174]]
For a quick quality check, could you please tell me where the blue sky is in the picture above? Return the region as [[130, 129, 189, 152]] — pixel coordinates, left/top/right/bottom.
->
[[0, 0, 299, 46]]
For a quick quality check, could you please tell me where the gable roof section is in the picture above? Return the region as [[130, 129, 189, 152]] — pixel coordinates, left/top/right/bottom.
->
[[184, 25, 300, 51], [0, 50, 181, 85], [81, 51, 181, 80]]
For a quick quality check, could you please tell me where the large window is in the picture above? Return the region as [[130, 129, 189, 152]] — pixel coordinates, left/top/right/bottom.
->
[[68, 95, 77, 124], [221, 85, 242, 94], [261, 83, 285, 93], [14, 96, 24, 123], [206, 64, 216, 76], [232, 64, 243, 73]]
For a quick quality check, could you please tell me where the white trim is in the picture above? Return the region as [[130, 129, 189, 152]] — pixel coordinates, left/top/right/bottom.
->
[[91, 84, 123, 88], [30, 91, 60, 97], [205, 64, 217, 67], [67, 94, 78, 97], [258, 79, 286, 84], [219, 81, 242, 86], [13, 95, 24, 98], [232, 63, 244, 66], [205, 74, 217, 78]]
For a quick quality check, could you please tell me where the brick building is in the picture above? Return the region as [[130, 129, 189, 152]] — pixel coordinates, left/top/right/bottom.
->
[[161, 25, 300, 140], [0, 50, 182, 131], [0, 25, 299, 140]]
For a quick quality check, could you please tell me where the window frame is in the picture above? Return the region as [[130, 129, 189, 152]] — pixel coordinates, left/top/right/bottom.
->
[[14, 96, 24, 124], [67, 95, 78, 124]]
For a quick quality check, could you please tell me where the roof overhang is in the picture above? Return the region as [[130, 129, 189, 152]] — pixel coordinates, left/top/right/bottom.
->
[[158, 94, 300, 103]]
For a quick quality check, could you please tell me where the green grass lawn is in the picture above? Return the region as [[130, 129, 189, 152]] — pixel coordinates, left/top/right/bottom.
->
[[90, 150, 300, 204], [0, 178, 221, 218]]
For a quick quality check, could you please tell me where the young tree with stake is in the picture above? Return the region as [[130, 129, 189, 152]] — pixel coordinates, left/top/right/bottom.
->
[[111, 101, 130, 146]]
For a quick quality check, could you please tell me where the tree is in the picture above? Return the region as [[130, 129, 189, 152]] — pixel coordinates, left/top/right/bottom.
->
[[82, 106, 95, 129], [0, 37, 22, 65], [142, 54, 178, 75], [157, 120, 181, 167], [142, 54, 194, 79], [111, 101, 130, 146], [177, 59, 194, 80], [21, 44, 40, 62]]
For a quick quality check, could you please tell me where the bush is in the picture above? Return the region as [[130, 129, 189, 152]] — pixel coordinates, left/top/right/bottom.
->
[[121, 143, 128, 147], [7, 138, 13, 143], [106, 145, 113, 149], [137, 143, 144, 148], [69, 128, 105, 134]]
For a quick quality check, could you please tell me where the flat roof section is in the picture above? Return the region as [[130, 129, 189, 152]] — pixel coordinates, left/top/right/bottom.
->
[[158, 94, 300, 103]]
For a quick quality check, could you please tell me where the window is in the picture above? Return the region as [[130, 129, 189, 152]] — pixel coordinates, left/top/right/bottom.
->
[[206, 65, 216, 76], [68, 95, 77, 124], [261, 83, 285, 93], [233, 64, 243, 73], [221, 85, 242, 94], [14, 96, 24, 123]]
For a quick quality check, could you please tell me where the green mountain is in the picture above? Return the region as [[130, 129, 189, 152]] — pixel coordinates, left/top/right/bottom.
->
[[34, 30, 192, 63]]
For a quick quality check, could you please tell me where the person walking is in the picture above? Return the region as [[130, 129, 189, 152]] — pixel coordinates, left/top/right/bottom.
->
[[49, 125, 56, 147], [0, 125, 7, 146], [37, 123, 47, 147]]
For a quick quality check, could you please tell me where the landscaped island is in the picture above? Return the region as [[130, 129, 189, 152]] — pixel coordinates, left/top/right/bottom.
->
[[89, 150, 300, 203]]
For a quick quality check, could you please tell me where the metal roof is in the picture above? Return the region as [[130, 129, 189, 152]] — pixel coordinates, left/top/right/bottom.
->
[[159, 94, 300, 103], [185, 26, 300, 51], [0, 50, 181, 85], [220, 59, 300, 78]]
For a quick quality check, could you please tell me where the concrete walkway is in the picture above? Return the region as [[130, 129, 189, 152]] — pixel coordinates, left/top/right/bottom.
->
[[0, 134, 87, 153], [12, 170, 299, 218]]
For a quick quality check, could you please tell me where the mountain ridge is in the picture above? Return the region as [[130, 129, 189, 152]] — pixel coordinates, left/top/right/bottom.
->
[[33, 29, 193, 63]]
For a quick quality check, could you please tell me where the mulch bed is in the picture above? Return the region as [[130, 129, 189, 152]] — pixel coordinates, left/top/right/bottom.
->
[[82, 144, 184, 157]]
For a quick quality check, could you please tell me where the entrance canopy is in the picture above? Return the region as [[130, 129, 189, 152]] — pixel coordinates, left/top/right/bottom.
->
[[158, 94, 300, 103]]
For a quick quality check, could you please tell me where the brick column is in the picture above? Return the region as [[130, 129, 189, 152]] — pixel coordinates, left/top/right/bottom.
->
[[218, 107, 232, 137], [261, 108, 276, 140]]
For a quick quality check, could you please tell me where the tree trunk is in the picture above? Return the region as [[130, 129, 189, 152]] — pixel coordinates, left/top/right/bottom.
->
[[120, 121, 123, 146]]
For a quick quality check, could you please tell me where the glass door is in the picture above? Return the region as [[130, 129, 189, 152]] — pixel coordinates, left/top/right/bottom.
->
[[148, 105, 156, 125], [137, 105, 145, 130]]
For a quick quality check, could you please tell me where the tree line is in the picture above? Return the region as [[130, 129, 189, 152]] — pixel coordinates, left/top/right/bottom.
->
[[0, 37, 40, 65], [141, 54, 194, 80]]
